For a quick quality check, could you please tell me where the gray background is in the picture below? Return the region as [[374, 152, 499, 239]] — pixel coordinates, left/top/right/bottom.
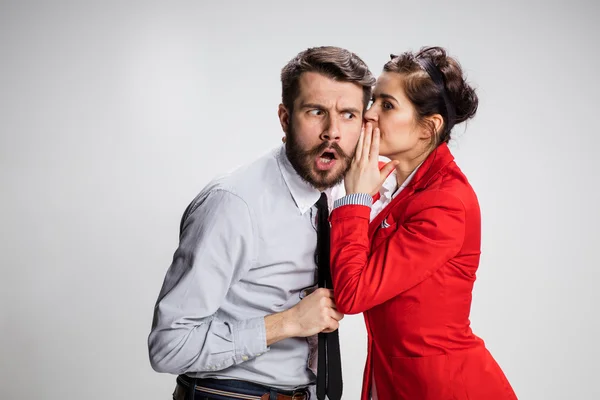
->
[[1, 1, 598, 399]]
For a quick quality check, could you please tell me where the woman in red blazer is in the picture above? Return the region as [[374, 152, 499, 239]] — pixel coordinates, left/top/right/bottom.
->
[[329, 47, 517, 399]]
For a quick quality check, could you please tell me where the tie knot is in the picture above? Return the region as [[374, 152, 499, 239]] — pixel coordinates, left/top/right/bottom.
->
[[316, 192, 328, 212]]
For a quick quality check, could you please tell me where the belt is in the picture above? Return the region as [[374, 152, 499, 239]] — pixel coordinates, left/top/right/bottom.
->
[[176, 375, 309, 400]]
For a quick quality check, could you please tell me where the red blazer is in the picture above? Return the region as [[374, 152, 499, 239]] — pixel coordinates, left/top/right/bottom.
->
[[330, 144, 517, 400]]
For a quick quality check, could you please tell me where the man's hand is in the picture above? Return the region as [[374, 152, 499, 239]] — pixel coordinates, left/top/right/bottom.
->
[[265, 288, 344, 346], [287, 288, 344, 336]]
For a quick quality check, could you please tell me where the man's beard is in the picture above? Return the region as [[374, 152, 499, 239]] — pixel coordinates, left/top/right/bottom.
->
[[285, 122, 353, 190]]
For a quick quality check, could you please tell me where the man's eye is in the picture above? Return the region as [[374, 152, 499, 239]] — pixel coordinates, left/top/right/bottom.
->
[[308, 109, 324, 116], [342, 112, 355, 119]]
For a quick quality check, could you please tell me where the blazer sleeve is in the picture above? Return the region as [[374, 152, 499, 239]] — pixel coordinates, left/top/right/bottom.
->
[[329, 190, 466, 314]]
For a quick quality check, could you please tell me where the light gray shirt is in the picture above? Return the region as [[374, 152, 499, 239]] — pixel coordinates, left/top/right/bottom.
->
[[149, 145, 339, 390]]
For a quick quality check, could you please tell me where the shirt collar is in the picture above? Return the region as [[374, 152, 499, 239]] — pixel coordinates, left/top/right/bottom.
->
[[379, 162, 424, 201], [276, 144, 322, 215]]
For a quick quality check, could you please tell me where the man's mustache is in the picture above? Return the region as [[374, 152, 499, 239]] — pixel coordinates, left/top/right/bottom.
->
[[307, 141, 351, 160]]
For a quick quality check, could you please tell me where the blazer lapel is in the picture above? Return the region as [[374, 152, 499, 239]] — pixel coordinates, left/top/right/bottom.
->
[[368, 143, 456, 239]]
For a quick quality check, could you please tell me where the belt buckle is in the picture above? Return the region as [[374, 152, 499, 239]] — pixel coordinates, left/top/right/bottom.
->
[[291, 389, 306, 400]]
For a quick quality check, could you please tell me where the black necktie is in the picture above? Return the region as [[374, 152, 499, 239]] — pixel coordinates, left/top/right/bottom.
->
[[315, 193, 343, 400]]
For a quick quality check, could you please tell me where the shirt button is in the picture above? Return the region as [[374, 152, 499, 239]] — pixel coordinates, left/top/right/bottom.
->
[[241, 355, 249, 361]]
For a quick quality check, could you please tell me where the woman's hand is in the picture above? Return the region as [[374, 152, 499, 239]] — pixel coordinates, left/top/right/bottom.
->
[[344, 123, 399, 196]]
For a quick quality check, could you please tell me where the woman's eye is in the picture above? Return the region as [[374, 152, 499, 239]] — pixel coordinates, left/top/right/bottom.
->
[[382, 101, 393, 110]]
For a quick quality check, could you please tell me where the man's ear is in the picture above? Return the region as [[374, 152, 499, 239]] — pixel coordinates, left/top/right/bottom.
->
[[278, 104, 290, 134]]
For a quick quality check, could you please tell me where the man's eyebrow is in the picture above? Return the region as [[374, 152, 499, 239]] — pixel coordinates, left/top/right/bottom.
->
[[339, 107, 361, 114], [299, 103, 326, 110], [300, 103, 361, 114]]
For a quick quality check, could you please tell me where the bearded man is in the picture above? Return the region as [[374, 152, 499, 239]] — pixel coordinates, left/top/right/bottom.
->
[[148, 46, 374, 400]]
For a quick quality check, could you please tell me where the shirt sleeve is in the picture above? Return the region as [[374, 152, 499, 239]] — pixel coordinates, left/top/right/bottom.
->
[[148, 188, 267, 374], [333, 193, 373, 210]]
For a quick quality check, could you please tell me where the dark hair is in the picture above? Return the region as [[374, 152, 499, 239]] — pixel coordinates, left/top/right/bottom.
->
[[384, 46, 478, 146], [281, 46, 375, 113]]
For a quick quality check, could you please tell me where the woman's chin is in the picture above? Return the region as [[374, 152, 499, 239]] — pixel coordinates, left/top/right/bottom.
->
[[378, 147, 390, 158]]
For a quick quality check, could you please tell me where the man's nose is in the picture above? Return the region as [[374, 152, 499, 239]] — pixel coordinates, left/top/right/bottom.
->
[[320, 115, 341, 142]]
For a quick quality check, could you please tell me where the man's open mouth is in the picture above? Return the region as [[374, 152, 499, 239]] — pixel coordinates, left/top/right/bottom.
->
[[319, 150, 337, 164]]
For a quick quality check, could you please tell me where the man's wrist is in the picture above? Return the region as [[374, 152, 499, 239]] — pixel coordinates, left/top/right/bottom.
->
[[265, 309, 297, 346]]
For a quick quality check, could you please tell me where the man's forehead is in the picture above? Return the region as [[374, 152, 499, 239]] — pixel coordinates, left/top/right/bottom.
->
[[296, 72, 364, 107]]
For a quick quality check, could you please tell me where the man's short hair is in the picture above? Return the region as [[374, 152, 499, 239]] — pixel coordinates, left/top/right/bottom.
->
[[281, 46, 375, 113]]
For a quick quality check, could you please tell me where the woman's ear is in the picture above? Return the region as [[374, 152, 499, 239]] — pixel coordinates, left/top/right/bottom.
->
[[421, 113, 444, 140], [430, 114, 444, 136]]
